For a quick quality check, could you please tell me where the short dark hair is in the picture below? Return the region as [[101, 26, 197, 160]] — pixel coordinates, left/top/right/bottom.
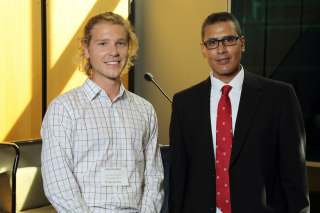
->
[[201, 12, 242, 42]]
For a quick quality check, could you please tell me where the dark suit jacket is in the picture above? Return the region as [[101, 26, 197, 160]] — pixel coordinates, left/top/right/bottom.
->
[[169, 70, 310, 213]]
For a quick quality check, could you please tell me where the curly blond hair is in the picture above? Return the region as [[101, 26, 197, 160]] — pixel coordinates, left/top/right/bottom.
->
[[76, 12, 138, 77]]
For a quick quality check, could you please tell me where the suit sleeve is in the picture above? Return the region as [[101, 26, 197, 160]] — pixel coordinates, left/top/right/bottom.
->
[[279, 85, 310, 212], [169, 95, 188, 213]]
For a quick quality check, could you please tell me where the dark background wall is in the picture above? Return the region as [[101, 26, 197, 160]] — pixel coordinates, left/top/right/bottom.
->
[[232, 0, 320, 162], [232, 1, 320, 210]]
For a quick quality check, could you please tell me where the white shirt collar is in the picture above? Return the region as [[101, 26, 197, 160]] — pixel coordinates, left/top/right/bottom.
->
[[82, 78, 131, 102], [210, 65, 244, 92]]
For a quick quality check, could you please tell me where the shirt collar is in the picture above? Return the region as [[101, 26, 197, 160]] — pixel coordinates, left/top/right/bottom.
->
[[210, 65, 244, 92], [117, 82, 132, 103], [82, 78, 131, 102]]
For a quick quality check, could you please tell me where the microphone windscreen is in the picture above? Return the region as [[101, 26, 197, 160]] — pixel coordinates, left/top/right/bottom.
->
[[144, 73, 154, 82]]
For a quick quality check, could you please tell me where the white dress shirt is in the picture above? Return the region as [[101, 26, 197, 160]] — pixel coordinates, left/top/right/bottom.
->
[[210, 67, 244, 160], [41, 78, 164, 213]]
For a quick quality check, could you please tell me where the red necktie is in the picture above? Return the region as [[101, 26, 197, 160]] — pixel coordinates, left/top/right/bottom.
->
[[216, 85, 232, 213]]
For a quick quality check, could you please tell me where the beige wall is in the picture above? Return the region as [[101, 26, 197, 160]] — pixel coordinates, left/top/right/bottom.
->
[[134, 0, 228, 145], [0, 1, 42, 142]]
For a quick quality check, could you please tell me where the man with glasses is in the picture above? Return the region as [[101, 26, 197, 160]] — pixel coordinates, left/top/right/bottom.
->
[[169, 12, 309, 213]]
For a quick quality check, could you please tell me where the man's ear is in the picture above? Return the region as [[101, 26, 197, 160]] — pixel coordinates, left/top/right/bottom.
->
[[200, 43, 207, 58], [240, 36, 245, 52], [83, 43, 90, 58]]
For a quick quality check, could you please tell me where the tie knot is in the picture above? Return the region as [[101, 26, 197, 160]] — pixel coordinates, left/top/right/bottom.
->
[[221, 85, 232, 96]]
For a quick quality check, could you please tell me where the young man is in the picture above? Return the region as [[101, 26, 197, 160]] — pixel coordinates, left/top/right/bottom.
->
[[169, 12, 309, 213], [41, 12, 164, 213]]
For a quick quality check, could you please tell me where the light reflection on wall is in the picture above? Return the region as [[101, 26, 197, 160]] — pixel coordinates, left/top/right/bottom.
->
[[0, 1, 42, 141], [0, 0, 129, 142]]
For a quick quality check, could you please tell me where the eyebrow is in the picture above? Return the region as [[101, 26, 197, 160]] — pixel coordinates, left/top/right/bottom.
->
[[94, 38, 127, 42], [206, 35, 235, 40]]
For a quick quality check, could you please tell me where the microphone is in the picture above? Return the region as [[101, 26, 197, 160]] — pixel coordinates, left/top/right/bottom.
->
[[144, 73, 172, 103]]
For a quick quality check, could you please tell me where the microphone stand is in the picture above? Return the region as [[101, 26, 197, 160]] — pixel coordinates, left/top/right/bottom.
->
[[144, 73, 172, 103]]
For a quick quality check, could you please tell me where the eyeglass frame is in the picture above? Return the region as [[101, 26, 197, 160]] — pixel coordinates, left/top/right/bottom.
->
[[203, 36, 240, 50]]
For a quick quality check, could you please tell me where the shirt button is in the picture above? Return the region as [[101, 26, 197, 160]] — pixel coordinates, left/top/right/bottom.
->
[[211, 207, 214, 211]]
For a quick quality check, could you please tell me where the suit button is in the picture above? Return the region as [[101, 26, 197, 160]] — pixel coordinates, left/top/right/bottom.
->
[[211, 207, 214, 211]]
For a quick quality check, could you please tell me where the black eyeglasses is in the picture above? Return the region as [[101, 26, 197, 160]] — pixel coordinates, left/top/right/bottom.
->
[[203, 36, 240, 50]]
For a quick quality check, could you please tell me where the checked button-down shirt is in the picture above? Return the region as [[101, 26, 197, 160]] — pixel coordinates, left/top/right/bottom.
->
[[41, 78, 164, 213]]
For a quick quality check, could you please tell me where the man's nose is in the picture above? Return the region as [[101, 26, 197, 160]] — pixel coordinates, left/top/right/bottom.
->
[[216, 41, 227, 54], [109, 44, 119, 56]]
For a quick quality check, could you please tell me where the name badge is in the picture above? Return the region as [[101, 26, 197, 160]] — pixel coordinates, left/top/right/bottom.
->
[[101, 167, 129, 186]]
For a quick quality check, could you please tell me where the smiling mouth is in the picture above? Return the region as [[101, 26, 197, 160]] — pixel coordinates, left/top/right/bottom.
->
[[105, 61, 120, 65]]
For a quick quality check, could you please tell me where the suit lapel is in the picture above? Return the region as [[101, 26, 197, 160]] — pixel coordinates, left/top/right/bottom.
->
[[230, 70, 262, 167], [194, 77, 215, 162]]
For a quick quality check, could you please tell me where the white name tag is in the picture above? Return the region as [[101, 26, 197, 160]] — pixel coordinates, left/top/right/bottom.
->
[[101, 167, 129, 186]]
